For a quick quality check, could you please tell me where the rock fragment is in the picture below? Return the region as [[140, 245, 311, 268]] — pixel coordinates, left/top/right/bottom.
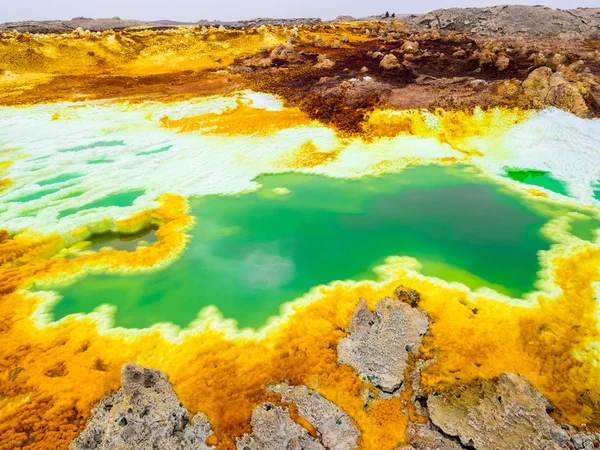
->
[[315, 54, 335, 69], [394, 285, 420, 307], [70, 363, 215, 450], [427, 372, 574, 450], [401, 41, 420, 53], [380, 54, 402, 70], [396, 422, 463, 450], [270, 42, 295, 61], [522, 66, 590, 116], [268, 383, 360, 450], [337, 297, 429, 394], [495, 55, 510, 71], [236, 403, 324, 450]]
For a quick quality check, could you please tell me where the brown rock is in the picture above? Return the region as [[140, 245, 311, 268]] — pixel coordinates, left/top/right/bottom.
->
[[401, 41, 420, 53], [495, 55, 510, 71], [380, 53, 402, 70], [546, 73, 589, 116], [394, 285, 420, 307], [477, 49, 497, 67]]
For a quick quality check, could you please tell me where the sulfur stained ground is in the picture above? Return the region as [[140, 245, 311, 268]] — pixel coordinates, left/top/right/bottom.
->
[[0, 21, 600, 450]]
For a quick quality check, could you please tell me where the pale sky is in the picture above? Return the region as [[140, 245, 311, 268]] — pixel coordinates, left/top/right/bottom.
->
[[2, 0, 597, 23]]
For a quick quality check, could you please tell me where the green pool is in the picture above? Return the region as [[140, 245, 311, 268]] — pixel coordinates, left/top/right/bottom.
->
[[48, 165, 597, 330]]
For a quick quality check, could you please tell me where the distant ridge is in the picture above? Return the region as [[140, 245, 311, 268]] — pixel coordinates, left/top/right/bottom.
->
[[1, 6, 599, 37]]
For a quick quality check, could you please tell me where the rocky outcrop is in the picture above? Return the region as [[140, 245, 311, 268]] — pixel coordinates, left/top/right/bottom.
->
[[70, 364, 214, 450], [270, 42, 296, 62], [406, 6, 600, 38], [237, 18, 322, 28], [0, 18, 152, 33], [236, 403, 325, 450], [337, 297, 429, 394], [396, 423, 463, 450], [521, 66, 592, 117], [426, 372, 600, 450], [268, 383, 360, 450]]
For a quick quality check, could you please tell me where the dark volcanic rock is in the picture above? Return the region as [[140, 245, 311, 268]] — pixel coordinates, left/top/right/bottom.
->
[[70, 363, 214, 450]]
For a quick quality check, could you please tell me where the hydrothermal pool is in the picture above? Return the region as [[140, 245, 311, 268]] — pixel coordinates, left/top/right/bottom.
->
[[50, 165, 586, 329], [1, 89, 600, 450]]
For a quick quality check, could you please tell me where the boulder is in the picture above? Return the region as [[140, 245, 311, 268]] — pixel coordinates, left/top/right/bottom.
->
[[401, 41, 420, 53], [270, 42, 295, 61], [380, 54, 402, 70]]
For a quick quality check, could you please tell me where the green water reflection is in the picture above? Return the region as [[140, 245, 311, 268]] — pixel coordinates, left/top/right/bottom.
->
[[50, 165, 594, 329]]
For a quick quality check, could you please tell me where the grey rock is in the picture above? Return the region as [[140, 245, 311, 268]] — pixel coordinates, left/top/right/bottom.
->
[[0, 18, 153, 33], [427, 372, 573, 450], [396, 422, 463, 450], [70, 363, 214, 450], [337, 297, 429, 394], [406, 6, 600, 38], [334, 16, 357, 22], [268, 383, 360, 450], [237, 18, 322, 28], [236, 403, 325, 450]]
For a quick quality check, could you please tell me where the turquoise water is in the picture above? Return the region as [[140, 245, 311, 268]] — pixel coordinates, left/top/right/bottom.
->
[[38, 173, 82, 186], [48, 165, 587, 330], [570, 215, 600, 242], [11, 187, 62, 203], [87, 158, 115, 164], [59, 140, 125, 153], [58, 190, 145, 219], [505, 168, 569, 196], [136, 145, 173, 156]]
